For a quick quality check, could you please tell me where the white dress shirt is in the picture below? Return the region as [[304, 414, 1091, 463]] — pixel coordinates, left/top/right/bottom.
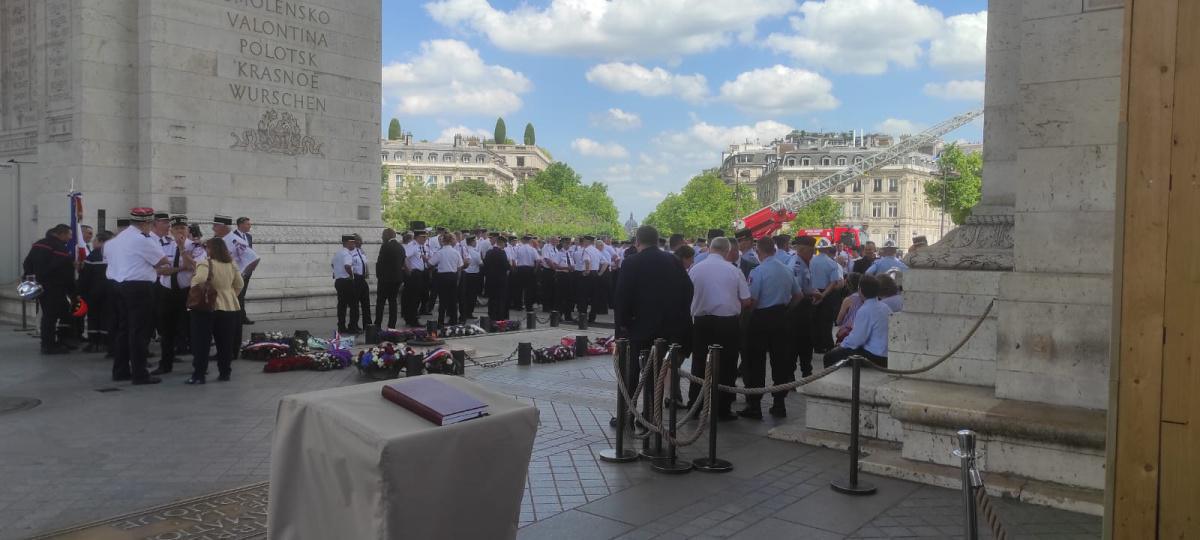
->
[[513, 244, 538, 267], [331, 247, 357, 279], [430, 245, 464, 272], [158, 239, 202, 288], [463, 245, 482, 273], [106, 227, 167, 282], [405, 241, 429, 271], [688, 255, 751, 317]]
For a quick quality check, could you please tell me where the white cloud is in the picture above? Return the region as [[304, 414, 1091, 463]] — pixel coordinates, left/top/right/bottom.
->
[[572, 138, 630, 158], [585, 63, 709, 103], [875, 118, 923, 136], [718, 65, 839, 115], [434, 126, 492, 143], [381, 39, 531, 116], [638, 190, 666, 199], [425, 0, 797, 59], [765, 0, 942, 75], [930, 11, 987, 73], [923, 80, 985, 101], [592, 108, 643, 131], [655, 120, 795, 154]]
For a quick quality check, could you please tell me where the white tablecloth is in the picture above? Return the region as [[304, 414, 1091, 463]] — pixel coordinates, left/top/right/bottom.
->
[[268, 374, 539, 540]]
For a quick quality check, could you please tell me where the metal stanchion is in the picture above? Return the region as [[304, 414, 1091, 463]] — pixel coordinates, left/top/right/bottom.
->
[[517, 342, 532, 365], [600, 339, 638, 463], [526, 311, 536, 330], [450, 349, 466, 375], [405, 354, 425, 377], [652, 345, 693, 474], [20, 299, 29, 331], [549, 311, 560, 327], [831, 356, 877, 495], [640, 339, 668, 460], [574, 335, 589, 358], [955, 429, 981, 540], [693, 345, 733, 473]]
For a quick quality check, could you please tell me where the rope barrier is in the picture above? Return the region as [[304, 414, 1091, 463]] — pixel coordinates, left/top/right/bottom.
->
[[861, 299, 994, 375], [613, 344, 713, 447], [975, 485, 1009, 540], [679, 361, 846, 395]]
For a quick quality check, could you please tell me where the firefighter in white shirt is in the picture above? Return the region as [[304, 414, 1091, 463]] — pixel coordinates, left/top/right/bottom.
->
[[429, 232, 464, 327]]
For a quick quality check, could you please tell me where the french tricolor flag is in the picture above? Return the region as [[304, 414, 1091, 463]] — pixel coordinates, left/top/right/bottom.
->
[[67, 191, 89, 262]]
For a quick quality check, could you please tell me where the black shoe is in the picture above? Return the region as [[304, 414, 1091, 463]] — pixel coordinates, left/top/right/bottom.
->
[[346, 327, 363, 334], [737, 407, 762, 420], [769, 405, 787, 418], [185, 376, 206, 385], [40, 345, 70, 355], [217, 374, 231, 382], [112, 374, 132, 382], [132, 376, 162, 385], [242, 319, 255, 325], [150, 367, 172, 375]]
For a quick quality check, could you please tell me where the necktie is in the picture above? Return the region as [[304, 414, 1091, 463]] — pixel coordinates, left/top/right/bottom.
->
[[171, 247, 181, 289], [359, 250, 368, 278]]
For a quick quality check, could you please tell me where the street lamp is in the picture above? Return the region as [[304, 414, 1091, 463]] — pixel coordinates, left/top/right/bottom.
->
[[938, 161, 959, 240]]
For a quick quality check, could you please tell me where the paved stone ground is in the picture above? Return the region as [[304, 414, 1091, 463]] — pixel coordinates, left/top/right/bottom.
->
[[0, 316, 1100, 539]]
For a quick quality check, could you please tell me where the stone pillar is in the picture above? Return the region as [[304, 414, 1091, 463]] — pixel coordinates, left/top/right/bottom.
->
[[977, 0, 1021, 214]]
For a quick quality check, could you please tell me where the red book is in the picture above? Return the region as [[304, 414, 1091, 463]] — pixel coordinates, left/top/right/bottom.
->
[[381, 378, 489, 426]]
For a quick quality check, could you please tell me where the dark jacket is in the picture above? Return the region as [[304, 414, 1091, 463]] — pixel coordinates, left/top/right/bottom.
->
[[376, 238, 407, 283], [615, 246, 693, 343], [851, 256, 875, 275], [482, 247, 509, 285], [78, 247, 111, 301], [23, 235, 75, 291]]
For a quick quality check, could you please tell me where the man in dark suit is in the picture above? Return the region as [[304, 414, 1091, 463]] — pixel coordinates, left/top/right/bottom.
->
[[481, 236, 510, 321], [375, 228, 406, 329], [852, 241, 877, 275], [615, 226, 693, 362]]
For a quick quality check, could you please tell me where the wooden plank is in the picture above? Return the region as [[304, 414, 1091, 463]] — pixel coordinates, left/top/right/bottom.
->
[[1161, 0, 1199, 425], [1158, 422, 1198, 538], [1111, 0, 1177, 536]]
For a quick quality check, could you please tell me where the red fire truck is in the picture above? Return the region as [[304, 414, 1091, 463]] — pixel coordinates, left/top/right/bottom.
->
[[794, 227, 870, 248]]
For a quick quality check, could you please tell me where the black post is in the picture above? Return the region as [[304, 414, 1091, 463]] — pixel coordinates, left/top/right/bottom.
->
[[549, 310, 560, 327], [652, 345, 693, 474], [831, 356, 877, 495], [479, 316, 491, 332], [405, 354, 425, 377], [600, 339, 638, 463], [574, 335, 589, 358], [20, 299, 28, 331], [517, 342, 532, 365], [450, 349, 466, 375], [694, 345, 733, 473], [526, 311, 536, 330]]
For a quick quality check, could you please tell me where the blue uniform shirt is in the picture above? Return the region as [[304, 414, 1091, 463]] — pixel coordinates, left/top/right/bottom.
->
[[793, 255, 813, 294], [694, 251, 711, 264], [841, 298, 893, 357], [866, 256, 909, 275], [748, 255, 801, 309], [809, 253, 843, 290]]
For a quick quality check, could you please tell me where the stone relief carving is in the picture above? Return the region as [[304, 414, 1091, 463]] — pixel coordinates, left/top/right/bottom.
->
[[908, 214, 1014, 271], [230, 110, 324, 157]]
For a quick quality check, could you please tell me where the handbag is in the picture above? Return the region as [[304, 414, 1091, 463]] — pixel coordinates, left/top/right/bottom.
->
[[187, 261, 218, 312]]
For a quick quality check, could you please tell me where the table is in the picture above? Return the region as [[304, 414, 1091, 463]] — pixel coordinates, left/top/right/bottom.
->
[[268, 374, 539, 539]]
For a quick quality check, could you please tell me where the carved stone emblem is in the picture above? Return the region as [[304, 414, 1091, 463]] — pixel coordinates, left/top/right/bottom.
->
[[908, 214, 1015, 271], [230, 109, 324, 157]]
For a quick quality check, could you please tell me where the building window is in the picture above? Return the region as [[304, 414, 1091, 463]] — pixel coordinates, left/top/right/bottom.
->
[[517, 156, 525, 167], [887, 202, 898, 218], [444, 154, 454, 162], [426, 175, 436, 186], [821, 157, 831, 166], [462, 154, 471, 163], [786, 179, 795, 193], [428, 153, 438, 161], [872, 202, 883, 218], [477, 154, 486, 163], [413, 153, 422, 162], [395, 174, 403, 184], [888, 230, 898, 243], [801, 157, 811, 166], [381, 152, 389, 161], [854, 156, 864, 165], [837, 157, 847, 166], [851, 201, 862, 218], [802, 179, 811, 189], [873, 178, 883, 192], [444, 175, 453, 185], [889, 178, 898, 192], [853, 180, 862, 193]]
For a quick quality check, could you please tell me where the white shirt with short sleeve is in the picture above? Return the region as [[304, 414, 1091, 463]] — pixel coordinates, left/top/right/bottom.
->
[[688, 255, 751, 317], [331, 247, 356, 279], [430, 245, 464, 273], [405, 241, 429, 271], [106, 227, 167, 283]]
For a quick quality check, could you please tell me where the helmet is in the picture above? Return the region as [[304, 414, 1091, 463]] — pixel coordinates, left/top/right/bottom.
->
[[17, 278, 43, 300], [815, 238, 833, 249], [72, 297, 89, 317], [883, 239, 897, 249]]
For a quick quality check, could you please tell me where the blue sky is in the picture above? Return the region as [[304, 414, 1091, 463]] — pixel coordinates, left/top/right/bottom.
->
[[381, 0, 988, 220]]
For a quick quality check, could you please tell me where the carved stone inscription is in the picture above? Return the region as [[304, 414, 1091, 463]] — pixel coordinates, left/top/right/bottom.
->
[[225, 0, 330, 115], [2, 0, 34, 131], [44, 0, 72, 107]]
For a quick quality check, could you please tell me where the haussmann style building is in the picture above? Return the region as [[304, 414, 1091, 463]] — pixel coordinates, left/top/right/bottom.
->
[[380, 133, 551, 194]]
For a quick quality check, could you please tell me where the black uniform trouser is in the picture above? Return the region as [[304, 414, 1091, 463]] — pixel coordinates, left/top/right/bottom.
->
[[38, 286, 68, 348], [191, 309, 237, 379], [513, 266, 536, 312], [575, 272, 596, 318], [113, 281, 155, 381], [334, 278, 357, 331], [556, 272, 576, 317], [790, 300, 817, 377], [106, 280, 120, 351], [402, 270, 428, 327], [238, 271, 252, 322], [84, 290, 109, 345], [434, 272, 459, 326], [422, 270, 436, 313], [823, 346, 887, 368], [813, 292, 838, 352], [375, 280, 400, 329], [486, 279, 508, 321], [742, 305, 793, 407], [354, 276, 372, 327], [539, 268, 556, 311], [459, 272, 482, 320], [691, 315, 741, 413], [156, 286, 189, 370]]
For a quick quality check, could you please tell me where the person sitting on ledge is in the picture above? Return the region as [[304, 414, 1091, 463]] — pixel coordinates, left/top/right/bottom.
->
[[823, 274, 891, 368]]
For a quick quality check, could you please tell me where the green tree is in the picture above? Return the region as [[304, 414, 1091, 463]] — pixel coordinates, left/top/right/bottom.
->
[[494, 117, 507, 145], [381, 166, 389, 190], [643, 172, 759, 238], [387, 118, 402, 140], [445, 178, 498, 197], [790, 196, 843, 229], [924, 143, 983, 225], [523, 123, 536, 145]]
